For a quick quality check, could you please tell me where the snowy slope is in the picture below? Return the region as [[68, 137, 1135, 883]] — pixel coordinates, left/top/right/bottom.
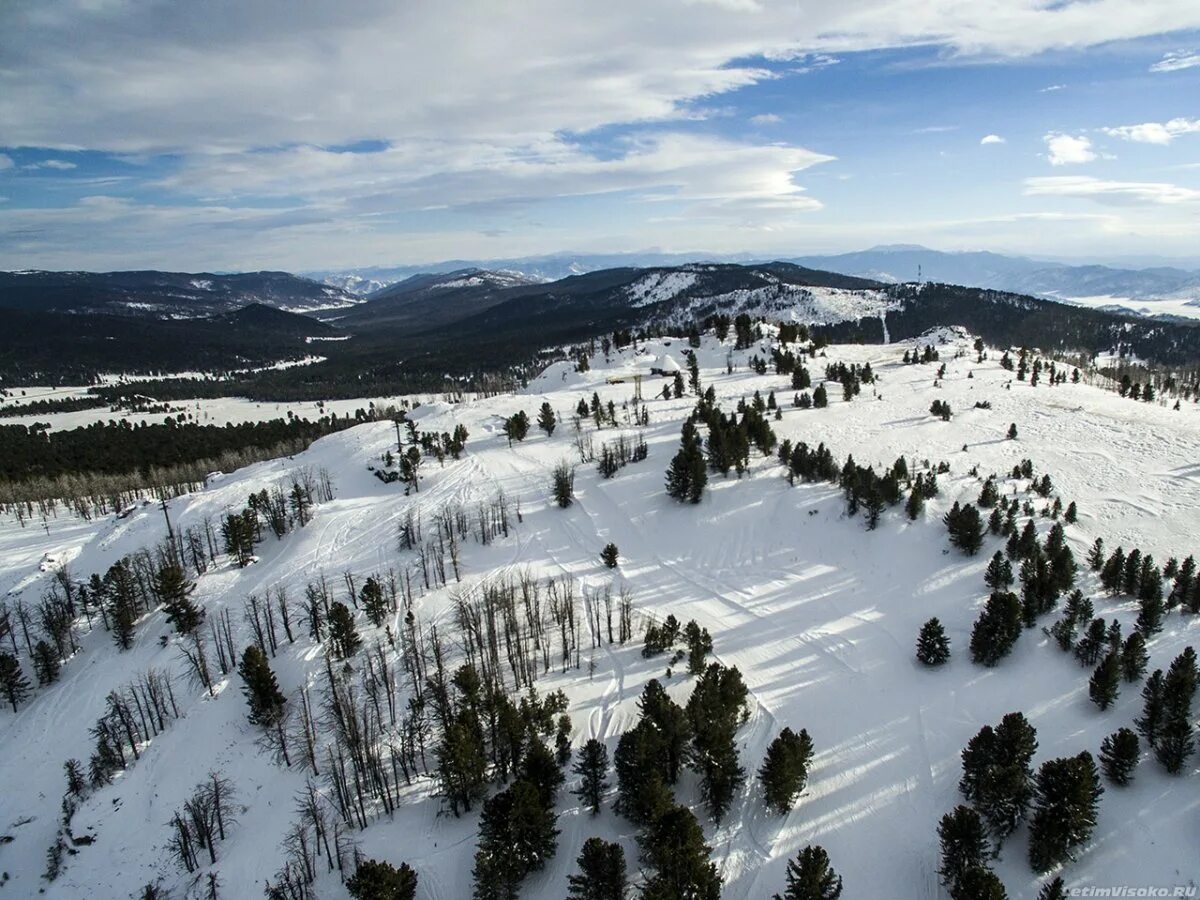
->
[[1, 334, 1198, 899]]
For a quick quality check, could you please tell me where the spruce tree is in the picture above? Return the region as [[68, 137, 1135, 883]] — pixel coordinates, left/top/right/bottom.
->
[[969, 592, 1022, 666], [327, 601, 362, 659], [1027, 752, 1103, 874], [1088, 650, 1121, 711], [346, 859, 418, 900], [944, 503, 984, 555], [758, 727, 815, 814], [0, 652, 32, 712], [772, 845, 843, 900], [916, 617, 951, 666], [156, 563, 203, 635], [938, 805, 988, 890], [572, 738, 610, 815], [1155, 648, 1197, 774], [984, 551, 1013, 590], [812, 383, 828, 408], [640, 804, 721, 900], [537, 402, 557, 437], [1099, 728, 1139, 786], [237, 645, 286, 728], [566, 837, 626, 900]]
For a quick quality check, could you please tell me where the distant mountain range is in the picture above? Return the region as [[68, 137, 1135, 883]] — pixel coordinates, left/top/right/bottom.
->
[[3, 257, 1200, 390], [0, 270, 362, 317], [311, 245, 1200, 322]]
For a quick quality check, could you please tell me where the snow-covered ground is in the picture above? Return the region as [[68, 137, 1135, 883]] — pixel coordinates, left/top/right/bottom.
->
[[1, 333, 1198, 899], [1050, 292, 1200, 322]]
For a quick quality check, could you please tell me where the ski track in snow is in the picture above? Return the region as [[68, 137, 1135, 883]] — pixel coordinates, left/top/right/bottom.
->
[[1, 331, 1199, 899]]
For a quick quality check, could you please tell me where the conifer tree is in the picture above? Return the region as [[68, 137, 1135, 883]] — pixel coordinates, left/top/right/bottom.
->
[[759, 727, 815, 814], [1027, 752, 1103, 874], [1121, 632, 1148, 682], [0, 652, 32, 712], [953, 867, 1008, 900], [959, 712, 1037, 843], [1088, 650, 1121, 711], [1099, 728, 1139, 786], [360, 576, 388, 628], [327, 601, 362, 660], [472, 780, 559, 900], [1007, 423, 1018, 440], [938, 805, 989, 891], [772, 845, 843, 900], [684, 620, 713, 675], [157, 563, 203, 635], [916, 617, 951, 666], [537, 402, 557, 437], [812, 384, 828, 408], [969, 592, 1022, 666], [1155, 648, 1197, 774], [944, 503, 985, 555], [600, 543, 619, 569], [553, 460, 576, 508], [572, 738, 610, 815], [640, 804, 721, 900], [32, 639, 61, 685], [566, 837, 626, 900], [1136, 669, 1165, 748], [984, 551, 1013, 590], [237, 645, 286, 728], [1037, 877, 1066, 900], [346, 859, 418, 900]]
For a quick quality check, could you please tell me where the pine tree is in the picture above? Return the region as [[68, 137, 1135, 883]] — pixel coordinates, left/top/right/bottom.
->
[[0, 652, 32, 712], [1155, 648, 1197, 774], [772, 845, 843, 900], [600, 543, 619, 569], [537, 402, 557, 437], [1037, 877, 1066, 900], [237, 645, 286, 728], [959, 712, 1037, 843], [1121, 632, 1148, 682], [969, 592, 1022, 667], [1087, 538, 1105, 571], [346, 859, 418, 900], [1136, 669, 1165, 748], [938, 805, 988, 891], [684, 620, 713, 675], [32, 640, 60, 685], [916, 618, 951, 666], [472, 780, 558, 900], [759, 727, 815, 814], [984, 551, 1013, 590], [1007, 423, 1018, 440], [952, 867, 1008, 900], [640, 804, 721, 900], [1027, 752, 1104, 874], [360, 576, 388, 628], [327, 601, 362, 660], [552, 460, 576, 508], [1099, 728, 1139, 786], [905, 487, 925, 520], [156, 563, 202, 635], [566, 837, 626, 900], [944, 503, 985, 555], [812, 384, 828, 408], [1088, 650, 1121, 711], [572, 738, 610, 815]]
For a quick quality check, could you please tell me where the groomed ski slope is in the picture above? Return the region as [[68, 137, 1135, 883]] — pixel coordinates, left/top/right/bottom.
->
[[1, 331, 1198, 899]]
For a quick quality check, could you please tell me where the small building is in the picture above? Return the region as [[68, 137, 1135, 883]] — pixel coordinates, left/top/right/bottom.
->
[[648, 354, 682, 377]]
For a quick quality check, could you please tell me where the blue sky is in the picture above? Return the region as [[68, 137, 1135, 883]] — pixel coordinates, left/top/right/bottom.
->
[[0, 1, 1198, 272]]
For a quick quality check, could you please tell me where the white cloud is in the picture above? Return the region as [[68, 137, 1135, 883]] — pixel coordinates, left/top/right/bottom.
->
[[25, 159, 78, 170], [914, 125, 958, 134], [0, 154, 13, 172], [750, 113, 782, 125], [1024, 175, 1200, 205], [1044, 133, 1097, 165], [3, 1, 1200, 154], [1100, 117, 1200, 145], [980, 134, 1006, 145], [1150, 49, 1200, 72], [1039, 84, 1066, 92]]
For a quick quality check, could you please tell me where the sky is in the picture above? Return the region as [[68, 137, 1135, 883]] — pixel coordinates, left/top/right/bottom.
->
[[0, 0, 1198, 273]]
